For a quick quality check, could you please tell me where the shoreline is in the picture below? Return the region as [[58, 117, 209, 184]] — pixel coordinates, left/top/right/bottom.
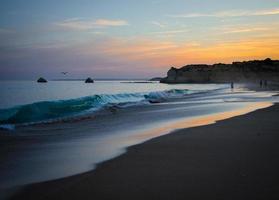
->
[[0, 85, 278, 200], [9, 102, 279, 200]]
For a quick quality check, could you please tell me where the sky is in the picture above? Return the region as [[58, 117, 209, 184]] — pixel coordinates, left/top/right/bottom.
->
[[1, 0, 279, 80]]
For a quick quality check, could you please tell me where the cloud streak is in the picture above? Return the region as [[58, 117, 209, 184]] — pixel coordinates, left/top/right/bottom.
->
[[150, 21, 166, 28], [55, 18, 129, 31], [221, 27, 271, 34], [94, 19, 129, 26], [149, 29, 189, 35], [168, 8, 279, 18]]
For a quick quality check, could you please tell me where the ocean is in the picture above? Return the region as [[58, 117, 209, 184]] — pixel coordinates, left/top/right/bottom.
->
[[0, 80, 228, 128]]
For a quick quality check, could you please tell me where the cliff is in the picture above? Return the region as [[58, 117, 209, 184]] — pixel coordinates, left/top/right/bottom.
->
[[160, 58, 279, 83]]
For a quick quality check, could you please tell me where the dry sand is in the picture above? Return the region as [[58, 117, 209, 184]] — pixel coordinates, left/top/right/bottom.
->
[[10, 103, 279, 200]]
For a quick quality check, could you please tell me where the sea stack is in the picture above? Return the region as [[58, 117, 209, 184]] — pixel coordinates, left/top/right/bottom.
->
[[37, 77, 47, 83], [85, 77, 94, 83]]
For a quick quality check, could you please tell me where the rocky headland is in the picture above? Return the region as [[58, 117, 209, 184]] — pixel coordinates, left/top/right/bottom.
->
[[160, 58, 279, 83]]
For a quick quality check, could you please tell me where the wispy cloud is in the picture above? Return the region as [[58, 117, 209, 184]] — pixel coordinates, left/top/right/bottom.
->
[[168, 8, 279, 18], [149, 29, 189, 35], [150, 21, 166, 28], [221, 26, 271, 34], [55, 18, 129, 31], [94, 19, 129, 26]]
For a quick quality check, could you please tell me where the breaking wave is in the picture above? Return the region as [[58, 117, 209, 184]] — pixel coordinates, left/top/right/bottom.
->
[[0, 89, 190, 128]]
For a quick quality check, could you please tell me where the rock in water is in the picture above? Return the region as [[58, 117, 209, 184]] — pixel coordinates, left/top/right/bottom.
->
[[37, 77, 47, 83], [85, 77, 94, 83]]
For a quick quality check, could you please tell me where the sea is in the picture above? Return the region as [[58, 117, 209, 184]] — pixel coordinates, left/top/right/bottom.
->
[[0, 80, 228, 128]]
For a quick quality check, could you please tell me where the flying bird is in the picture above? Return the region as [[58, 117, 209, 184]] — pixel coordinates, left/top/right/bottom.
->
[[61, 72, 68, 75]]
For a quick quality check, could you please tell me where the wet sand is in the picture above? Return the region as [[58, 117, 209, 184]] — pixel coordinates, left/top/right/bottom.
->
[[10, 103, 279, 200]]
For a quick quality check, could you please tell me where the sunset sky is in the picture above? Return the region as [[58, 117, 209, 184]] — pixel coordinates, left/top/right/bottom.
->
[[1, 0, 279, 79]]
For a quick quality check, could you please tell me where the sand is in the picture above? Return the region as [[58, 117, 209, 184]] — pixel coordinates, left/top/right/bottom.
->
[[10, 103, 279, 200]]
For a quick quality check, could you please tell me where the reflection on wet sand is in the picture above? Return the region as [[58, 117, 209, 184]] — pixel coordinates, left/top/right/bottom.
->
[[129, 102, 272, 142]]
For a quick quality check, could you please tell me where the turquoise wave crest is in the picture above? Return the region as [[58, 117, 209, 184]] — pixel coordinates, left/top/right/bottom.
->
[[0, 89, 189, 126]]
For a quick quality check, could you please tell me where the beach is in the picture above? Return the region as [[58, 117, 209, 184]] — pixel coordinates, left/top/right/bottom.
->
[[0, 83, 278, 200], [1, 0, 279, 199], [8, 102, 279, 200]]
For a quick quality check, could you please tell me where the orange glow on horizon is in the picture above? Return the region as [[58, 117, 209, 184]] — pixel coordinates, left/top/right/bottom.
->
[[93, 36, 279, 68]]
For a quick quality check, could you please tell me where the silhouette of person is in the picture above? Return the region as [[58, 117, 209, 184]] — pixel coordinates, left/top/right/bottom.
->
[[231, 82, 234, 89], [264, 80, 267, 87], [260, 80, 263, 87]]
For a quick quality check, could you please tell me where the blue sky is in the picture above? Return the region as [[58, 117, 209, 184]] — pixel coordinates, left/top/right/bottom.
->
[[1, 0, 279, 79]]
